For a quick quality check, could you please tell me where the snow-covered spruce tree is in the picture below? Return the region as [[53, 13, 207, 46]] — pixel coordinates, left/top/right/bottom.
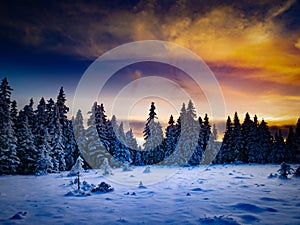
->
[[85, 102, 101, 168], [105, 115, 121, 167], [197, 117, 204, 148], [146, 121, 164, 165], [108, 116, 133, 166], [125, 128, 138, 150], [286, 126, 296, 162], [48, 104, 66, 172], [257, 119, 273, 163], [173, 101, 200, 166], [143, 102, 163, 150], [242, 113, 259, 163], [134, 150, 143, 166], [188, 114, 206, 166], [205, 124, 220, 164], [15, 110, 38, 174], [68, 156, 84, 176], [143, 102, 157, 145], [162, 116, 181, 165], [95, 103, 110, 149], [217, 116, 234, 164], [164, 104, 187, 166], [271, 130, 289, 164], [0, 77, 20, 174], [112, 138, 132, 166], [142, 102, 164, 165], [201, 114, 211, 151], [118, 122, 126, 145], [232, 112, 244, 163], [23, 98, 36, 130], [10, 100, 18, 132], [186, 100, 202, 166], [56, 87, 69, 127], [163, 115, 177, 161], [73, 109, 87, 160], [64, 120, 77, 170], [34, 97, 53, 174], [245, 114, 259, 163], [56, 87, 74, 169], [86, 102, 110, 168], [46, 98, 55, 126], [199, 114, 212, 164]]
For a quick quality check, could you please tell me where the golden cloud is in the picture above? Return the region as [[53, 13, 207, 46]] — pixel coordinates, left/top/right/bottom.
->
[[160, 6, 300, 85]]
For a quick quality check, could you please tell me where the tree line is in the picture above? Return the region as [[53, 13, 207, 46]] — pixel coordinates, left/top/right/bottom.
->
[[1, 77, 299, 175], [215, 113, 300, 164], [79, 100, 218, 168], [0, 78, 78, 174]]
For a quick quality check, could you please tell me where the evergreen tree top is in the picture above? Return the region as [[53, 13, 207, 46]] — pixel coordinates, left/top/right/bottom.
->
[[180, 103, 186, 114], [204, 114, 209, 125], [0, 77, 13, 91], [39, 97, 46, 105], [198, 116, 203, 125], [234, 112, 241, 127], [168, 115, 174, 125], [254, 115, 258, 124], [0, 77, 13, 101], [226, 116, 232, 131], [29, 98, 34, 107], [147, 102, 157, 121], [186, 100, 196, 119], [243, 112, 251, 123]]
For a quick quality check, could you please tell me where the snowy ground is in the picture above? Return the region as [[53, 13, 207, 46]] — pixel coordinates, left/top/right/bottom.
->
[[0, 164, 299, 225]]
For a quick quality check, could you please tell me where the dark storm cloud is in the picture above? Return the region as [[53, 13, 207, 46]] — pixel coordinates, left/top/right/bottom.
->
[[0, 0, 298, 59]]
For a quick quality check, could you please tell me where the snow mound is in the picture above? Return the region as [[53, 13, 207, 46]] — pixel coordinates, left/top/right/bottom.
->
[[65, 189, 91, 197], [198, 215, 240, 225], [268, 173, 278, 178], [138, 181, 147, 189], [65, 180, 113, 196], [10, 211, 27, 220], [143, 166, 151, 173], [91, 182, 114, 193], [231, 203, 277, 213]]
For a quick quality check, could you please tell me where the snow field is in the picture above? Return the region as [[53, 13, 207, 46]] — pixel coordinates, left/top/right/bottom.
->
[[0, 164, 299, 225]]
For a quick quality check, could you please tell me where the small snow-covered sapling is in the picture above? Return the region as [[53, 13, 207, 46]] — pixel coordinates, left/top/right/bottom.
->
[[101, 158, 113, 175]]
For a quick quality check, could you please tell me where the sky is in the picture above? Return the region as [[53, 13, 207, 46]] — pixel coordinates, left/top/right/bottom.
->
[[0, 0, 299, 139]]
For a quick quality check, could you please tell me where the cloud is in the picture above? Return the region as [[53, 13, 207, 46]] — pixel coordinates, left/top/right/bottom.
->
[[269, 0, 296, 18], [1, 0, 299, 127]]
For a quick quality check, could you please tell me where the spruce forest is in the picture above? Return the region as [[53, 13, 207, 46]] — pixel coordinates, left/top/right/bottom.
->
[[0, 77, 299, 175]]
